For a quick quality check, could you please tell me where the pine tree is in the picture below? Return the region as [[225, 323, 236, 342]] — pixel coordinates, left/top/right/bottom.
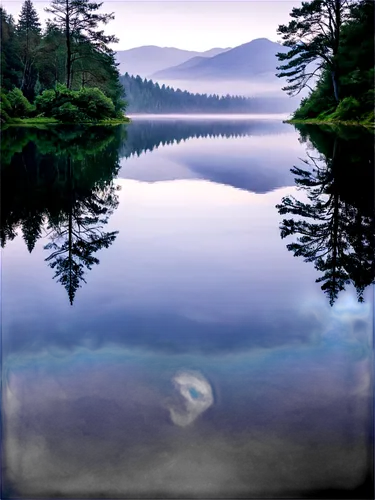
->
[[1, 8, 23, 90], [276, 0, 350, 102], [16, 0, 41, 100], [45, 0, 118, 89]]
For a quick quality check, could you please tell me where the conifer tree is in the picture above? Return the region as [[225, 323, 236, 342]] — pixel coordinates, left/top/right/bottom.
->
[[276, 0, 350, 102], [16, 0, 41, 100], [45, 0, 118, 89]]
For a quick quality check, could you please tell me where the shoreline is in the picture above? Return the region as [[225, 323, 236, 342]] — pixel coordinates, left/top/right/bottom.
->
[[285, 118, 374, 129], [3, 117, 131, 127]]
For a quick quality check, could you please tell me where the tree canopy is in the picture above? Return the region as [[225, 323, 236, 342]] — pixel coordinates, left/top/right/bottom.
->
[[45, 0, 117, 89], [277, 0, 374, 124], [0, 0, 126, 123]]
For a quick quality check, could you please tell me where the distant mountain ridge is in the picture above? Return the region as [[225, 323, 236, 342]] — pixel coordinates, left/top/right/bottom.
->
[[152, 38, 289, 80], [115, 46, 231, 77]]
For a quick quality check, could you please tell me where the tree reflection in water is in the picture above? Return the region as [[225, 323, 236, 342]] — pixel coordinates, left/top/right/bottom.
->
[[1, 126, 126, 303], [277, 125, 374, 305]]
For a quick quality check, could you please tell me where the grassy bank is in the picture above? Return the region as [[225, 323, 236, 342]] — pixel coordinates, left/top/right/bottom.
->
[[3, 116, 130, 127], [285, 117, 374, 129]]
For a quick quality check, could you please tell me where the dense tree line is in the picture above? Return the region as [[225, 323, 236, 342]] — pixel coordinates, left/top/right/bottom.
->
[[120, 73, 293, 114], [1, 0, 125, 122], [277, 124, 374, 304], [277, 0, 374, 123]]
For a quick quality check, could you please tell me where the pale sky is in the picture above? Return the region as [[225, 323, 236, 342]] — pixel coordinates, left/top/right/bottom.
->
[[2, 0, 300, 51]]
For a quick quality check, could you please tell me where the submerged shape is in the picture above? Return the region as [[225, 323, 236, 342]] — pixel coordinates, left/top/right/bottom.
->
[[175, 373, 212, 405], [167, 373, 213, 426]]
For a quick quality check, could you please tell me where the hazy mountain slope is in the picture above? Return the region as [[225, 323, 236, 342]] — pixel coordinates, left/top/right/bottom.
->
[[175, 56, 210, 71], [115, 46, 230, 77], [201, 47, 231, 57], [152, 38, 289, 80]]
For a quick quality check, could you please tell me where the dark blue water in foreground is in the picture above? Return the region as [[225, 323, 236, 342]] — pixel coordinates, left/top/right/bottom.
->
[[1, 117, 374, 498]]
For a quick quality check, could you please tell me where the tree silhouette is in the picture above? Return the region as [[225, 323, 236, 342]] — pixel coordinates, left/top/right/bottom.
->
[[44, 156, 119, 304], [277, 125, 374, 305]]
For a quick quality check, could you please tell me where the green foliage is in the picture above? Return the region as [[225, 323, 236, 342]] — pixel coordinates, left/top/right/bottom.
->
[[0, 108, 11, 125], [0, 89, 12, 114], [289, 0, 374, 125], [1, 8, 23, 90], [74, 87, 117, 119], [54, 102, 88, 122], [276, 0, 349, 99], [331, 97, 361, 121], [7, 88, 33, 118], [45, 0, 118, 89], [35, 86, 78, 118], [16, 0, 42, 101], [294, 94, 334, 120], [1, 0, 126, 123], [35, 85, 120, 122]]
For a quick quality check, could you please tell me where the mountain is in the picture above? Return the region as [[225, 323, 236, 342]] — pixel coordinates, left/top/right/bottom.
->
[[151, 38, 289, 80], [115, 46, 231, 77]]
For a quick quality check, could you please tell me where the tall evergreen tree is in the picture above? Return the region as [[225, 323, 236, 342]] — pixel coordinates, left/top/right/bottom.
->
[[16, 0, 41, 101], [276, 0, 350, 101], [45, 0, 118, 89], [1, 8, 22, 90]]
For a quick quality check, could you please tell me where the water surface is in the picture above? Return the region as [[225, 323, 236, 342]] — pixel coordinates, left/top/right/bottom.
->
[[1, 118, 374, 499]]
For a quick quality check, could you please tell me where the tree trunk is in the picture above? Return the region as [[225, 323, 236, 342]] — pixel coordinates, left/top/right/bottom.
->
[[67, 156, 73, 305], [65, 0, 71, 88], [331, 70, 340, 102], [332, 0, 341, 102]]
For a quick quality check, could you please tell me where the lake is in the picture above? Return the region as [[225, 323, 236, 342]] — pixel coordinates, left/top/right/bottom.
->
[[1, 117, 374, 499]]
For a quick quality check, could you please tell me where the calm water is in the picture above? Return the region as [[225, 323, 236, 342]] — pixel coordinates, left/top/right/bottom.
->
[[1, 118, 374, 499]]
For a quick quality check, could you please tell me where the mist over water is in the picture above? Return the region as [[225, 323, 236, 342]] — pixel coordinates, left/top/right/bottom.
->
[[128, 113, 291, 120], [153, 76, 287, 97]]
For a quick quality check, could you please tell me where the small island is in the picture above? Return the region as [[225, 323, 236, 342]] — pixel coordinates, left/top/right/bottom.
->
[[1, 0, 128, 125]]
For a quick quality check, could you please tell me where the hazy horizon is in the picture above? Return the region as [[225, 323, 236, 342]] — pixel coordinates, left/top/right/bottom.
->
[[3, 0, 300, 52]]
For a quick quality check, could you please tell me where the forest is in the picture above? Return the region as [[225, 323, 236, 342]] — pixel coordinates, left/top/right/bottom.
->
[[1, 0, 373, 124], [120, 73, 290, 114], [277, 0, 374, 125], [1, 0, 126, 123]]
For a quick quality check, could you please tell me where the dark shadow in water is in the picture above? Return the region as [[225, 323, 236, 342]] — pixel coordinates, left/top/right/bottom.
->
[[277, 125, 375, 305], [1, 126, 125, 304]]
